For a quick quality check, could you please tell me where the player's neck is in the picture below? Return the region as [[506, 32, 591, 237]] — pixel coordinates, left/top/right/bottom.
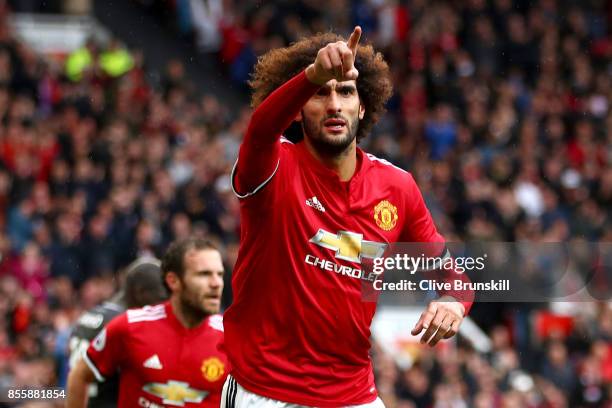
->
[[304, 138, 357, 181], [171, 296, 206, 329]]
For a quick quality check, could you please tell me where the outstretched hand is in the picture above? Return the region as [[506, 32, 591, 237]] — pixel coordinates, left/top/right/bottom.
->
[[306, 26, 361, 86], [411, 295, 465, 347]]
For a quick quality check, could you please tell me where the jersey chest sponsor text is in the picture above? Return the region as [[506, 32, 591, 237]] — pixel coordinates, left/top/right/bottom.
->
[[305, 228, 386, 282], [132, 344, 225, 406], [296, 193, 397, 283]]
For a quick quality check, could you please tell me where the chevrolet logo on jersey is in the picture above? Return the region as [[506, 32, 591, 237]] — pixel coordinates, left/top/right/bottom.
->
[[309, 229, 387, 263], [143, 381, 208, 406]]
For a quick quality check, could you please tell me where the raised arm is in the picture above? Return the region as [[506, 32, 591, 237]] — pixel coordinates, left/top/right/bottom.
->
[[233, 71, 320, 195], [233, 27, 362, 195]]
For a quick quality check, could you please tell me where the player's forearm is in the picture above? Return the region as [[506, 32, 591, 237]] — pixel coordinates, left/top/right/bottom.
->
[[66, 359, 93, 408], [66, 375, 89, 408], [435, 266, 474, 315]]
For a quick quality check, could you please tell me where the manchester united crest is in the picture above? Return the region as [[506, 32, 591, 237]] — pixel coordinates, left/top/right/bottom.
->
[[374, 200, 398, 231], [201, 357, 225, 382]]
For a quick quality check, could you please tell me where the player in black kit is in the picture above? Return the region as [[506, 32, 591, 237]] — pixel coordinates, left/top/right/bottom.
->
[[68, 257, 169, 407]]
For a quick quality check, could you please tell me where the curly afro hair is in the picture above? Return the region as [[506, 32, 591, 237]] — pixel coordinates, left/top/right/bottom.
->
[[248, 32, 393, 143]]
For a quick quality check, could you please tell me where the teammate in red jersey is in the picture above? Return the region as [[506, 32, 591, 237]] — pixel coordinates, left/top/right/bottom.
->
[[222, 26, 474, 407], [67, 238, 228, 408], [68, 257, 169, 408]]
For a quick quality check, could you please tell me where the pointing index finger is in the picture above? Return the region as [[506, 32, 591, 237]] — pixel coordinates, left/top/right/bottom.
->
[[347, 26, 362, 56]]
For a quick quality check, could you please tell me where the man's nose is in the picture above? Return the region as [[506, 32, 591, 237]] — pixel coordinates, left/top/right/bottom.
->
[[210, 274, 223, 288], [326, 91, 341, 114]]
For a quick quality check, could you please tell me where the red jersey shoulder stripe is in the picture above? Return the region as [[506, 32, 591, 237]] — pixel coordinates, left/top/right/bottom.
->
[[126, 304, 167, 323], [364, 152, 408, 174], [208, 314, 224, 332]]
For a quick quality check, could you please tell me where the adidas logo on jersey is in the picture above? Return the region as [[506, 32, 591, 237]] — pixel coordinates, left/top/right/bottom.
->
[[306, 196, 326, 212], [143, 354, 163, 370]]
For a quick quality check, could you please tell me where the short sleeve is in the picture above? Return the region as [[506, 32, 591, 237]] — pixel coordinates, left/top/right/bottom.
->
[[82, 314, 127, 382]]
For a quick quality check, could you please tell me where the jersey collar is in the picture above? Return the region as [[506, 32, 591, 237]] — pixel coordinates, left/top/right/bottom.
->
[[295, 141, 369, 185], [166, 301, 210, 334]]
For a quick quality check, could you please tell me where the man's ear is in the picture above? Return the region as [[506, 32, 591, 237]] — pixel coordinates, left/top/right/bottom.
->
[[295, 110, 303, 122], [359, 102, 365, 120], [165, 272, 181, 292]]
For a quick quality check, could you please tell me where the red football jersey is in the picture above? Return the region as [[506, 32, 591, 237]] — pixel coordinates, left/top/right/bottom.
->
[[84, 302, 228, 408], [223, 71, 472, 407]]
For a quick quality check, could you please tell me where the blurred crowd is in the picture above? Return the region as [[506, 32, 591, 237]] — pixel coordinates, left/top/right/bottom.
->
[[372, 304, 612, 408], [0, 0, 611, 407]]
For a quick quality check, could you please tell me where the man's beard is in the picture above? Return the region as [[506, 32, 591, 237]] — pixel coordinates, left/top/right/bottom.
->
[[303, 112, 359, 156], [179, 288, 208, 322]]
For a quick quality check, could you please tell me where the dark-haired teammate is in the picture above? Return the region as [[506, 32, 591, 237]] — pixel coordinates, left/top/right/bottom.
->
[[67, 239, 228, 408], [223, 27, 474, 407], [68, 257, 169, 408]]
